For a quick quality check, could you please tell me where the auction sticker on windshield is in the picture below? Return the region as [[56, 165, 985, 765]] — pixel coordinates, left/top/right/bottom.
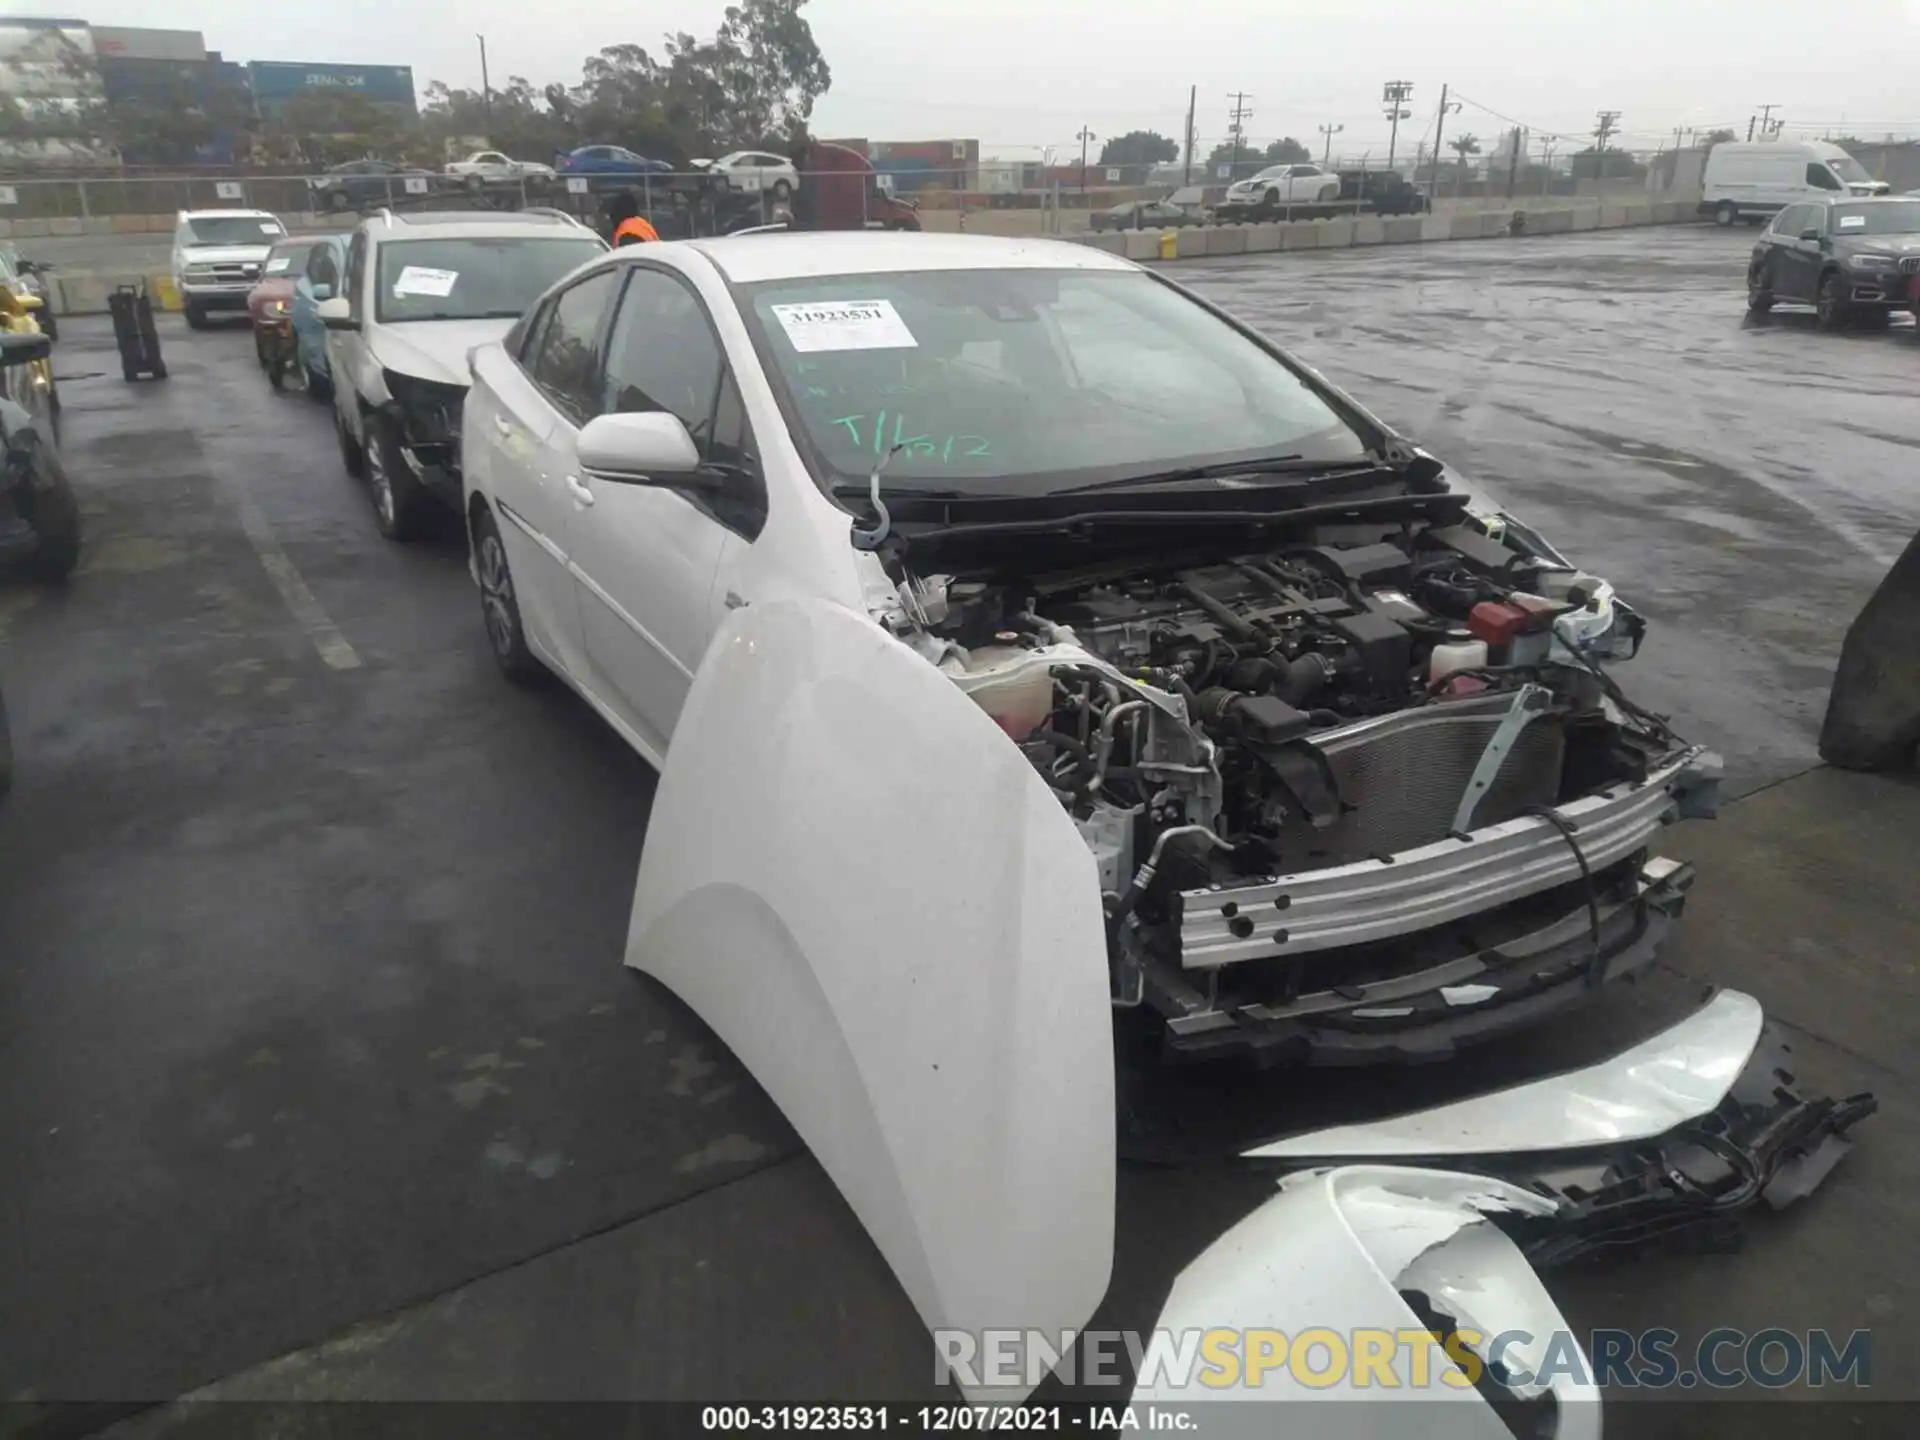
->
[[394, 266, 459, 298], [772, 299, 918, 353], [266, 257, 291, 273], [1838, 214, 1867, 229]]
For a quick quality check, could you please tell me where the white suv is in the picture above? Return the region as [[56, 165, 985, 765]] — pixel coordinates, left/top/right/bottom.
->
[[315, 209, 606, 541], [171, 209, 287, 328]]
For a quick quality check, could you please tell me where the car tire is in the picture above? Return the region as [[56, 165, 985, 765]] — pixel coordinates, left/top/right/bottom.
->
[[1713, 201, 1738, 227], [336, 405, 367, 479], [363, 413, 431, 542], [772, 179, 793, 201], [472, 510, 545, 685], [465, 174, 484, 193], [1816, 272, 1848, 330], [1746, 264, 1775, 313], [329, 190, 351, 214], [20, 451, 80, 583], [183, 303, 206, 330]]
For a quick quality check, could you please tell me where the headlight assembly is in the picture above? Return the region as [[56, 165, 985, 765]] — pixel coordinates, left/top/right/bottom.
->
[[1845, 253, 1895, 271]]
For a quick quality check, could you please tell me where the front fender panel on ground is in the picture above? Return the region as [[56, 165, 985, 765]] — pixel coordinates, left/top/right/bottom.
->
[[627, 599, 1115, 1401], [1244, 989, 1766, 1159]]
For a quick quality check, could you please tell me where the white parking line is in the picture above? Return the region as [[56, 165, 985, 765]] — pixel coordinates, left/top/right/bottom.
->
[[219, 476, 362, 670]]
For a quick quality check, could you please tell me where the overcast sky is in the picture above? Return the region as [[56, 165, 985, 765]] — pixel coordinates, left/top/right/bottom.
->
[[15, 0, 1920, 158]]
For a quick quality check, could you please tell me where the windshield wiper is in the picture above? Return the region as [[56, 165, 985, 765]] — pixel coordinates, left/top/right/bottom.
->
[[1050, 454, 1386, 495]]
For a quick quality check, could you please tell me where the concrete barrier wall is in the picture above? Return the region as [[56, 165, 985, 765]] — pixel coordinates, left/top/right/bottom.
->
[[1319, 218, 1354, 248], [1123, 230, 1159, 261], [1210, 225, 1247, 255], [1353, 217, 1385, 246], [1247, 223, 1281, 253], [1571, 204, 1601, 231]]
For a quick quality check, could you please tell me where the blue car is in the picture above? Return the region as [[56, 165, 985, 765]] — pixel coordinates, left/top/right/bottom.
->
[[289, 234, 347, 396], [556, 145, 676, 182]]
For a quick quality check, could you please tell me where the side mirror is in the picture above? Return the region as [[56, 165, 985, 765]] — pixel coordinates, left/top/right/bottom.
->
[[317, 296, 355, 331], [0, 331, 52, 367], [310, 282, 333, 302], [577, 411, 706, 484], [1800, 227, 1822, 241]]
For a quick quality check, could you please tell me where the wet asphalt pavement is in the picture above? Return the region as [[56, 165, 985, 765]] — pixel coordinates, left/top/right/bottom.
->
[[1177, 226, 1920, 797], [1, 224, 1915, 1424]]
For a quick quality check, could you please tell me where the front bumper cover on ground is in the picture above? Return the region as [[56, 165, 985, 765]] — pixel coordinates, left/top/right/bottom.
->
[[1243, 987, 1878, 1265]]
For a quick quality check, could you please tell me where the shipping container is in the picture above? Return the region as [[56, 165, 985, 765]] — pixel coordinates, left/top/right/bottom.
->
[[247, 60, 417, 114]]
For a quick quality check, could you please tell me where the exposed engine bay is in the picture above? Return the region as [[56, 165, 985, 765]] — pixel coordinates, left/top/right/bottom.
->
[[882, 506, 1722, 1064]]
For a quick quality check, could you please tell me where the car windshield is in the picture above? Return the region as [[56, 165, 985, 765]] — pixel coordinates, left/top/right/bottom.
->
[[262, 241, 315, 276], [1831, 202, 1920, 236], [183, 215, 284, 246], [739, 267, 1370, 498], [374, 236, 606, 323], [1828, 155, 1876, 185]]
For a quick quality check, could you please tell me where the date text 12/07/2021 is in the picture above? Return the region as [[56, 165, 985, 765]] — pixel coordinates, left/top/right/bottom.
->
[[700, 1404, 1198, 1431]]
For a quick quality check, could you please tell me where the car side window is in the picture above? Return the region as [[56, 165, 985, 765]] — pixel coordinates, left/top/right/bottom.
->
[[528, 268, 621, 425], [1806, 164, 1843, 192], [307, 242, 339, 290], [509, 297, 552, 364], [602, 267, 766, 537], [601, 268, 723, 434]]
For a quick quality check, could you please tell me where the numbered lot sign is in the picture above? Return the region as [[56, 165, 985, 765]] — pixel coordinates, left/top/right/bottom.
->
[[215, 181, 244, 200], [403, 176, 429, 195], [566, 176, 589, 195]]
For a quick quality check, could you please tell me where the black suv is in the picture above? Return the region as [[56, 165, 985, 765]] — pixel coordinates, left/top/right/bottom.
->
[[1747, 196, 1920, 328]]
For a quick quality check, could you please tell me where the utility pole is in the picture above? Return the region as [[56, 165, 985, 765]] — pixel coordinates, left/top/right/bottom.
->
[[1505, 125, 1524, 199], [1076, 126, 1096, 193], [1318, 122, 1344, 166], [1591, 109, 1621, 190], [1429, 83, 1460, 202], [1226, 92, 1253, 179], [477, 34, 492, 126], [1183, 84, 1196, 185], [1754, 103, 1779, 141], [1540, 135, 1558, 197], [1381, 80, 1413, 170]]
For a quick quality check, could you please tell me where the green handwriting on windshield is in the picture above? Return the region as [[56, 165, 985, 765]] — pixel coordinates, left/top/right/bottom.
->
[[828, 411, 992, 462]]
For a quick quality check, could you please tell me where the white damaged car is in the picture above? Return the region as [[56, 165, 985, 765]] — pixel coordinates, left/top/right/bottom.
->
[[460, 233, 1872, 1416]]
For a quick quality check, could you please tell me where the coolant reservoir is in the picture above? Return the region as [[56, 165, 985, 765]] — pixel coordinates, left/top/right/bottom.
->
[[956, 646, 1054, 740], [1428, 637, 1490, 685]]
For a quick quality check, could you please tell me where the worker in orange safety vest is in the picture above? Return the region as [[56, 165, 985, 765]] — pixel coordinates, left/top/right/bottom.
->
[[613, 214, 660, 245]]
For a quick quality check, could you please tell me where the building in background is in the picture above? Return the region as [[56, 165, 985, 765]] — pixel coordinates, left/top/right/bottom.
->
[[0, 16, 113, 163], [245, 61, 418, 124], [92, 26, 252, 164]]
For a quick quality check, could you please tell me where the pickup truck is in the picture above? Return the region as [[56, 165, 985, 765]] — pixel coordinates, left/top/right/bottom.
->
[[443, 151, 557, 191]]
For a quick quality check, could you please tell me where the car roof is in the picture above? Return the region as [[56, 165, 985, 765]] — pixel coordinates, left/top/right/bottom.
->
[[178, 209, 281, 221], [365, 209, 594, 241], [683, 231, 1136, 284]]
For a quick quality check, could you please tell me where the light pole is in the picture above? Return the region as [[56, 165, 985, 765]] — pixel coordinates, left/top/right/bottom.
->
[[1076, 126, 1096, 192], [477, 34, 493, 125], [1318, 122, 1344, 166]]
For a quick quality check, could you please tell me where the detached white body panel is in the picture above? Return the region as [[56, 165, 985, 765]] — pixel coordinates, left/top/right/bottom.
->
[[1245, 989, 1764, 1160], [1136, 1166, 1599, 1439], [626, 598, 1116, 1401]]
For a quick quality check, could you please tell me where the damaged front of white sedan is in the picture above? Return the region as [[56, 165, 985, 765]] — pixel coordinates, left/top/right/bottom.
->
[[597, 233, 1873, 1426]]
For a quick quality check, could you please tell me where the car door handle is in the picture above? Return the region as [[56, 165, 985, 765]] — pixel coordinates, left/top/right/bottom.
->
[[564, 474, 595, 507]]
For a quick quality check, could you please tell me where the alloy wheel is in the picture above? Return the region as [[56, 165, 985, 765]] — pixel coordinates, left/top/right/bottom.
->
[[367, 432, 396, 526], [478, 534, 517, 658]]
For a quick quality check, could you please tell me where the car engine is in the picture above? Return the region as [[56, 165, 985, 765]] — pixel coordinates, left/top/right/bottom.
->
[[881, 506, 1714, 1061]]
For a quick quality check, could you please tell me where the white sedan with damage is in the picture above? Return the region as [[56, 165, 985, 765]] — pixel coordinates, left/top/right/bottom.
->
[[459, 232, 1870, 1414]]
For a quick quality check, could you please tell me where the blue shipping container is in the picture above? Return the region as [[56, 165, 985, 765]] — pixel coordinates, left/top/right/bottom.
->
[[248, 60, 416, 112]]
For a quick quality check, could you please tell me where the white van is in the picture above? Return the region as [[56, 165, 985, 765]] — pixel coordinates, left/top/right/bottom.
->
[[1701, 141, 1889, 226]]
